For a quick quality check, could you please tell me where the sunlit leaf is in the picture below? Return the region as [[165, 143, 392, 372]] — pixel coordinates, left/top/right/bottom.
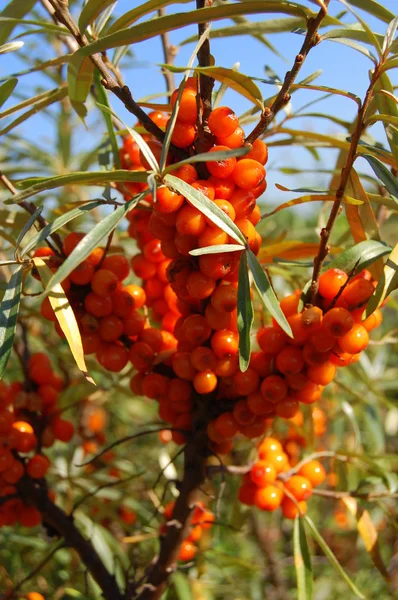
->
[[247, 250, 292, 337], [374, 71, 398, 165], [0, 266, 22, 379], [0, 54, 72, 83], [347, 0, 395, 24], [189, 244, 244, 256], [0, 40, 23, 54], [15, 205, 43, 250], [360, 153, 398, 198], [258, 241, 342, 264], [294, 516, 313, 600], [0, 87, 66, 119], [327, 240, 391, 273], [261, 193, 361, 219], [79, 0, 116, 33], [237, 252, 253, 372], [0, 78, 17, 109], [0, 0, 37, 45], [164, 175, 246, 245], [366, 242, 398, 315], [382, 16, 398, 55]]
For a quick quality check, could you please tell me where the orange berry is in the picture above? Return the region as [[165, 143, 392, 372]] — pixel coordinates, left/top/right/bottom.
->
[[257, 326, 287, 355], [176, 204, 206, 237], [229, 188, 256, 219], [171, 87, 198, 124], [232, 368, 260, 396], [276, 346, 304, 375], [238, 480, 257, 505], [211, 329, 239, 358], [281, 497, 307, 519], [250, 460, 277, 487], [322, 307, 354, 337], [214, 355, 239, 377], [191, 347, 217, 371], [101, 254, 130, 281], [318, 268, 348, 300], [275, 397, 299, 419], [174, 163, 198, 183], [206, 145, 237, 179], [19, 506, 42, 527], [124, 311, 146, 337], [254, 484, 284, 511], [285, 475, 312, 500], [63, 232, 85, 256], [172, 351, 197, 381], [3, 459, 25, 483], [338, 323, 369, 354], [25, 593, 46, 600], [232, 158, 265, 190], [295, 381, 323, 405], [26, 455, 50, 479], [361, 308, 382, 332], [261, 450, 289, 474], [307, 361, 336, 386], [208, 176, 235, 199], [245, 139, 268, 165], [341, 278, 375, 309], [280, 292, 300, 317], [69, 260, 95, 285], [131, 254, 157, 279], [97, 343, 128, 372], [52, 418, 74, 442], [214, 412, 238, 439], [218, 126, 245, 148], [299, 460, 326, 486], [260, 375, 288, 403], [156, 186, 184, 213], [129, 341, 155, 371], [187, 270, 216, 299], [143, 239, 166, 264], [10, 421, 36, 453], [112, 285, 146, 316], [182, 314, 212, 346], [142, 373, 169, 399], [211, 284, 237, 312], [233, 399, 257, 426], [247, 391, 275, 416], [193, 370, 218, 394], [98, 315, 124, 342], [208, 106, 239, 138], [198, 225, 228, 248], [178, 540, 197, 561], [170, 121, 196, 147], [199, 252, 237, 280], [85, 293, 113, 318]]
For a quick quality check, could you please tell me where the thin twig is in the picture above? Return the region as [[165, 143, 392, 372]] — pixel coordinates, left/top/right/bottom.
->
[[310, 61, 384, 302], [312, 489, 398, 500], [245, 1, 331, 145]]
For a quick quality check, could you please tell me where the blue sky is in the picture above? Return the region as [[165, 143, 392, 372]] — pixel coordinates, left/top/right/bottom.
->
[[1, 0, 397, 211]]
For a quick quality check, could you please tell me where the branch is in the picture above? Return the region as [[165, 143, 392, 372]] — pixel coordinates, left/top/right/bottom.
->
[[46, 0, 185, 156], [17, 477, 124, 600], [158, 8, 176, 94], [245, 0, 331, 145], [310, 61, 383, 302]]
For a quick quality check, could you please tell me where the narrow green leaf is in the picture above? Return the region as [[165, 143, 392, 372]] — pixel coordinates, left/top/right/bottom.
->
[[341, 401, 361, 450], [338, 0, 382, 55], [382, 16, 398, 55], [360, 154, 398, 198], [322, 36, 377, 63], [94, 72, 121, 168], [0, 54, 72, 83], [0, 266, 23, 379], [21, 201, 103, 258], [327, 240, 391, 273], [164, 175, 246, 246], [366, 114, 398, 127], [347, 0, 395, 24], [79, 0, 116, 33], [15, 205, 43, 249], [163, 146, 249, 176], [0, 0, 37, 45], [237, 252, 253, 373], [303, 515, 366, 599], [366, 242, 398, 315], [247, 250, 292, 337], [162, 64, 264, 108], [189, 244, 244, 256], [5, 169, 148, 205], [172, 571, 192, 600], [0, 40, 23, 54], [321, 24, 384, 48], [0, 78, 17, 109], [0, 87, 69, 137], [37, 192, 146, 298], [0, 86, 65, 119], [261, 193, 361, 220], [374, 71, 398, 166], [107, 0, 191, 34], [294, 516, 313, 600]]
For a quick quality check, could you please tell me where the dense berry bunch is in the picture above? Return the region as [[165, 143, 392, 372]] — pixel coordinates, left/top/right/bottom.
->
[[238, 437, 326, 518], [0, 354, 71, 528], [161, 500, 215, 561]]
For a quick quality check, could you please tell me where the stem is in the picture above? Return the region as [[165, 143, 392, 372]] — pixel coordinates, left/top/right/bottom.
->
[[17, 477, 124, 600], [158, 8, 176, 94], [196, 0, 214, 128], [310, 62, 383, 303], [245, 0, 330, 145]]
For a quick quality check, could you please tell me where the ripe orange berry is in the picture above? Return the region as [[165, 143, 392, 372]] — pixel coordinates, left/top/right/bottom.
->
[[214, 412, 238, 439], [19, 506, 42, 527], [275, 346, 304, 375], [262, 450, 289, 474], [211, 329, 239, 358], [281, 497, 307, 519], [176, 204, 206, 237], [174, 163, 198, 183], [250, 460, 277, 487], [247, 391, 274, 416], [193, 370, 218, 394], [295, 381, 323, 405], [3, 459, 25, 483], [285, 475, 312, 501], [302, 343, 330, 367], [139, 327, 163, 353], [10, 421, 36, 453], [218, 125, 245, 148], [129, 341, 155, 371], [341, 278, 375, 308], [229, 189, 256, 219], [98, 343, 128, 372], [69, 260, 95, 285], [208, 106, 239, 138], [172, 351, 197, 381], [170, 121, 196, 148], [322, 307, 354, 337], [280, 292, 300, 317], [257, 326, 287, 355], [310, 326, 336, 352], [275, 397, 299, 419], [98, 315, 124, 342], [232, 158, 265, 190], [260, 375, 288, 403], [206, 145, 237, 179], [113, 285, 146, 316], [178, 540, 197, 561], [199, 252, 236, 280], [211, 284, 237, 312], [338, 323, 369, 354], [245, 139, 268, 165], [52, 418, 74, 442], [361, 308, 382, 332], [318, 268, 348, 300], [131, 254, 157, 279], [198, 225, 228, 248], [299, 460, 326, 486], [186, 271, 216, 299], [254, 484, 284, 511], [25, 593, 46, 600], [232, 399, 257, 426], [63, 232, 85, 256], [171, 87, 198, 124], [232, 368, 260, 396], [307, 361, 336, 386], [191, 347, 217, 371], [156, 186, 184, 213], [181, 314, 212, 346], [85, 292, 113, 318], [143, 239, 166, 264], [26, 455, 50, 479], [142, 373, 169, 399], [214, 355, 239, 377], [124, 311, 146, 337], [301, 306, 323, 332], [101, 254, 130, 281]]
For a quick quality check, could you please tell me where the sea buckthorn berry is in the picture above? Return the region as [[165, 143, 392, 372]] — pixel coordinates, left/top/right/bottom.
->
[[318, 268, 348, 300], [144, 278, 165, 300], [188, 524, 203, 542], [235, 218, 258, 252], [281, 497, 307, 519], [211, 329, 239, 358], [124, 312, 146, 337], [248, 204, 261, 225], [258, 437, 282, 455], [178, 540, 197, 562], [25, 593, 46, 600], [129, 341, 155, 371], [199, 252, 236, 280], [254, 484, 284, 511], [193, 370, 218, 394], [338, 323, 369, 354], [69, 260, 95, 285], [191, 347, 217, 371], [101, 254, 130, 281], [122, 136, 141, 165], [91, 269, 119, 298], [285, 372, 309, 391], [143, 239, 166, 264], [275, 397, 299, 419], [232, 368, 260, 396], [262, 450, 289, 474], [275, 346, 304, 375], [98, 315, 124, 342], [257, 326, 288, 355], [211, 284, 237, 312], [285, 475, 313, 501], [206, 145, 237, 179], [214, 412, 238, 439], [26, 455, 50, 479], [302, 343, 330, 367], [169, 379, 192, 405], [131, 254, 157, 279], [176, 204, 206, 237], [198, 225, 228, 248], [218, 126, 245, 148], [113, 285, 146, 316], [295, 381, 323, 405], [301, 306, 323, 332], [156, 186, 184, 213], [140, 328, 164, 353], [250, 351, 272, 378], [174, 233, 197, 256], [280, 292, 300, 317], [40, 298, 56, 322], [10, 421, 36, 453], [238, 481, 257, 505], [287, 313, 310, 345], [52, 418, 74, 442], [322, 307, 354, 338], [0, 450, 14, 472], [205, 303, 236, 331], [245, 139, 269, 165], [299, 460, 326, 486], [142, 373, 169, 399], [209, 199, 236, 224], [170, 121, 196, 147], [171, 87, 198, 124], [192, 179, 216, 199], [208, 106, 239, 138], [84, 293, 113, 317], [310, 326, 336, 352], [229, 189, 256, 219], [260, 375, 288, 403], [0, 410, 13, 434], [233, 399, 257, 426], [232, 158, 265, 190], [97, 343, 128, 372], [247, 391, 275, 416], [250, 461, 277, 487], [172, 352, 197, 381], [209, 176, 235, 199], [140, 139, 162, 168], [307, 362, 336, 386], [214, 355, 239, 377], [341, 278, 375, 308], [63, 232, 85, 256], [361, 308, 382, 332], [82, 332, 101, 355], [182, 314, 212, 346], [174, 163, 198, 184]]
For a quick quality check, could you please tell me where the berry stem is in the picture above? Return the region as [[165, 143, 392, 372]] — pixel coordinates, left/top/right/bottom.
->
[[245, 1, 331, 145]]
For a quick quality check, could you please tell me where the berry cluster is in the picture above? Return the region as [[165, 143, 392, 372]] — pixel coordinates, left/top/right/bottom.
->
[[238, 437, 326, 519], [161, 501, 215, 561], [0, 353, 72, 528]]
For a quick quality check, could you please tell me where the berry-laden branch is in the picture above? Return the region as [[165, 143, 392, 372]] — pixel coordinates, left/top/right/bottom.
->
[[245, 0, 331, 145], [16, 476, 124, 600], [310, 61, 383, 303], [132, 433, 208, 600]]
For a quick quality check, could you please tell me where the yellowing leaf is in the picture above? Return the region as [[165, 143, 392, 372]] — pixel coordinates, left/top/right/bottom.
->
[[261, 194, 361, 219], [259, 241, 324, 263], [342, 497, 391, 581], [33, 258, 95, 385]]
